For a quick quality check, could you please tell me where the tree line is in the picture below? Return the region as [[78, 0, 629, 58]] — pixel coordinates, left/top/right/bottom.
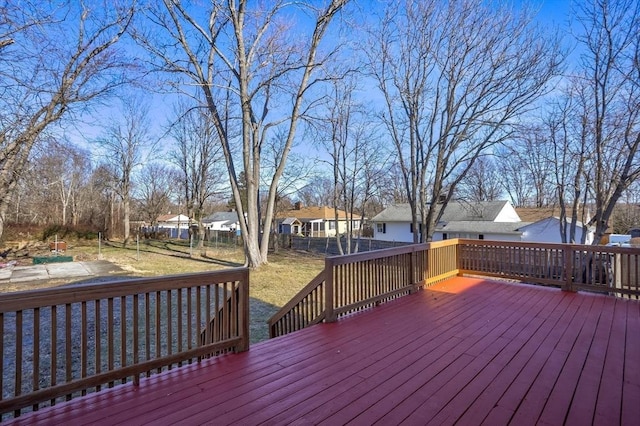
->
[[0, 0, 638, 267]]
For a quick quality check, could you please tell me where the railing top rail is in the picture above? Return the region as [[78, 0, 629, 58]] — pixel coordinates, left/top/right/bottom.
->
[[0, 267, 250, 313], [457, 238, 640, 254], [457, 239, 567, 249], [268, 270, 325, 329], [325, 240, 459, 267]]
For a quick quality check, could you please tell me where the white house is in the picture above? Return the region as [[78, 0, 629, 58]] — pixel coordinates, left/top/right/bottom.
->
[[202, 211, 241, 232], [518, 217, 595, 245], [371, 201, 525, 242], [154, 214, 192, 239]]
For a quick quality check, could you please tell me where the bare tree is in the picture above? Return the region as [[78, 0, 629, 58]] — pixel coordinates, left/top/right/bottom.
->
[[96, 98, 151, 245], [455, 156, 503, 203], [610, 183, 640, 233], [170, 106, 226, 249], [572, 0, 640, 243], [367, 0, 562, 242], [0, 1, 135, 240], [29, 139, 92, 226], [261, 132, 317, 249], [138, 0, 349, 267], [297, 176, 334, 208], [137, 162, 176, 228], [545, 94, 591, 243], [371, 162, 411, 206], [314, 76, 384, 254], [84, 164, 119, 239]]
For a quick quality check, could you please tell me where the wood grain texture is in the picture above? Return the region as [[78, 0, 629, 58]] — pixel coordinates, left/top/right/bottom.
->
[[6, 276, 638, 426]]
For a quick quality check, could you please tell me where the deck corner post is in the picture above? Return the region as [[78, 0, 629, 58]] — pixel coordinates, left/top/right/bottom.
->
[[237, 268, 251, 352], [563, 245, 575, 292], [325, 258, 336, 323]]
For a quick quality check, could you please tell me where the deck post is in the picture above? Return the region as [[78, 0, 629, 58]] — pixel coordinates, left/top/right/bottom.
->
[[236, 269, 250, 352], [409, 249, 417, 293], [325, 257, 336, 322], [563, 245, 575, 292]]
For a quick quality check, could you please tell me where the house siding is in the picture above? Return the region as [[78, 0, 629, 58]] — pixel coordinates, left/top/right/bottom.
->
[[374, 222, 414, 242], [432, 232, 521, 242], [519, 218, 594, 244]]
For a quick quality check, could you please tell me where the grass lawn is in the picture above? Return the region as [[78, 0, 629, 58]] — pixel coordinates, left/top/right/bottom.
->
[[20, 239, 325, 343]]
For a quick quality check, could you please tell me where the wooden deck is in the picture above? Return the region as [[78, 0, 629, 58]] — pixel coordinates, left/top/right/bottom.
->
[[7, 277, 640, 425]]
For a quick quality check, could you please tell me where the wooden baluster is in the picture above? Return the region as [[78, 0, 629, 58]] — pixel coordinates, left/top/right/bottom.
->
[[176, 288, 182, 365], [49, 306, 56, 406], [155, 292, 161, 372], [133, 294, 139, 385], [82, 301, 88, 393], [145, 292, 151, 376], [186, 287, 192, 353], [166, 290, 172, 365], [107, 298, 114, 388], [95, 300, 101, 392], [121, 295, 127, 382], [14, 310, 22, 418], [32, 307, 40, 411], [65, 304, 72, 401]]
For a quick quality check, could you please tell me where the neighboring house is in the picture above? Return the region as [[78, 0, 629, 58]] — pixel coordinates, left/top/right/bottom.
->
[[202, 211, 241, 232], [153, 214, 192, 239], [518, 217, 595, 245], [279, 217, 303, 235], [371, 201, 525, 243], [276, 204, 361, 237]]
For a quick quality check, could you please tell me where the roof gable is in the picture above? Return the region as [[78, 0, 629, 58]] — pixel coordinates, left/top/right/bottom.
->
[[517, 216, 594, 231], [440, 201, 512, 222], [156, 214, 190, 223], [371, 201, 519, 223]]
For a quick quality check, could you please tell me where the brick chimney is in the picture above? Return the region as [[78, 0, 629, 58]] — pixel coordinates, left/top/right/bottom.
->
[[294, 201, 303, 210]]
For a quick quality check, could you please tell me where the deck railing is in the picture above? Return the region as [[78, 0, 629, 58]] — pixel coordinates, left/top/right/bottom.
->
[[269, 241, 459, 338], [0, 268, 250, 420], [458, 239, 640, 297], [270, 239, 640, 338]]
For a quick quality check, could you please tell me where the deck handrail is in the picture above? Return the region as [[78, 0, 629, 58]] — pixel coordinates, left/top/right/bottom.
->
[[267, 270, 327, 338], [0, 268, 250, 420], [269, 239, 640, 339], [457, 239, 640, 297], [269, 241, 460, 337]]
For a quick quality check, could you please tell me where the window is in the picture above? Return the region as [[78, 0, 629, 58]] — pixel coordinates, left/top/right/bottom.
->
[[328, 220, 336, 230], [442, 233, 448, 240], [377, 223, 386, 234], [479, 234, 484, 240]]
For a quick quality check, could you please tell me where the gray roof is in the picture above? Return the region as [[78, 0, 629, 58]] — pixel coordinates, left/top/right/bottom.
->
[[517, 216, 594, 231], [371, 201, 511, 223], [441, 200, 510, 222], [437, 221, 530, 235], [282, 217, 301, 225], [202, 211, 240, 224]]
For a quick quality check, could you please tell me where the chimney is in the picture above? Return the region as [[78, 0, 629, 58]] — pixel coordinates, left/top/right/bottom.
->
[[294, 201, 303, 210]]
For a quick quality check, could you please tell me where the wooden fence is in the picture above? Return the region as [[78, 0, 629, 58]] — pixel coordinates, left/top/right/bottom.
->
[[269, 239, 640, 338], [0, 269, 250, 419], [268, 241, 459, 338]]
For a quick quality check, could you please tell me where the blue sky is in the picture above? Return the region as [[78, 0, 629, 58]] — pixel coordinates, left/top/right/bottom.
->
[[65, 0, 579, 172]]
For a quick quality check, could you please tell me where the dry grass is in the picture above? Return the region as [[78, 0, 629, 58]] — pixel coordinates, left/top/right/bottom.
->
[[9, 240, 325, 343]]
